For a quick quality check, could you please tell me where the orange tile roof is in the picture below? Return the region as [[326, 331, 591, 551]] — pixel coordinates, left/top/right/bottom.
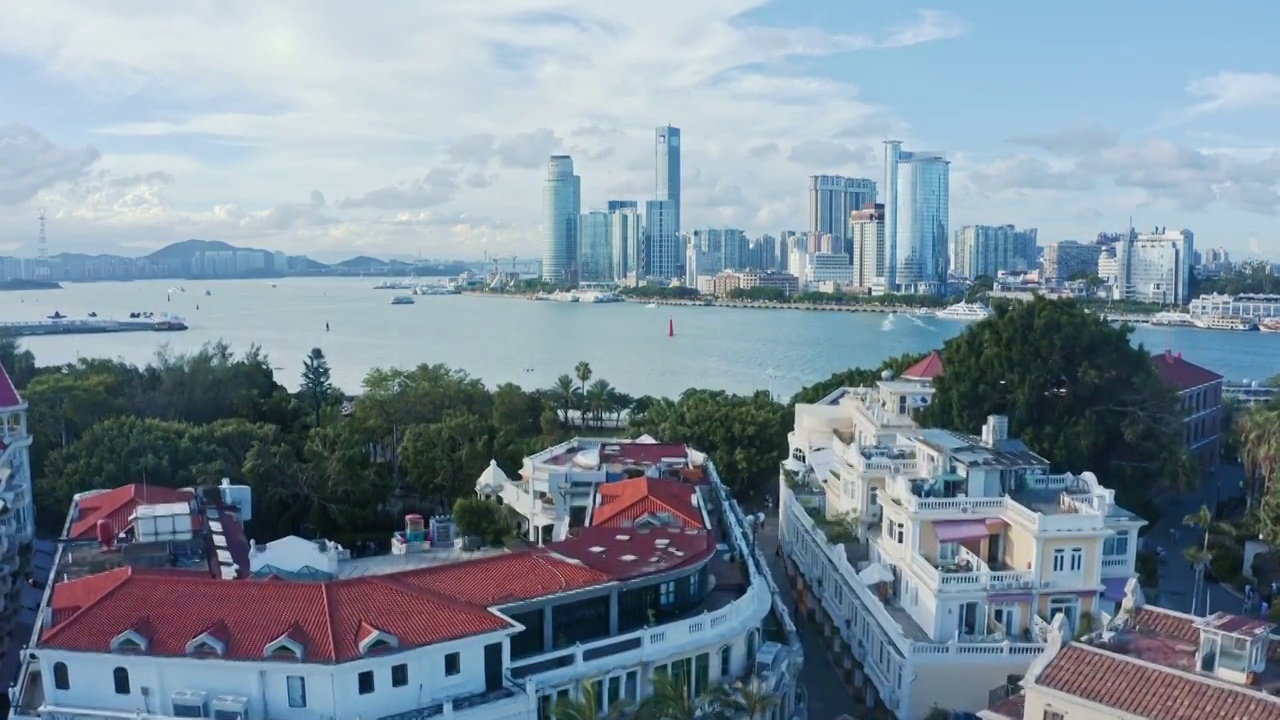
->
[[592, 477, 704, 528], [1036, 643, 1280, 720], [901, 350, 943, 381], [393, 548, 612, 606], [41, 566, 513, 663], [67, 484, 195, 540]]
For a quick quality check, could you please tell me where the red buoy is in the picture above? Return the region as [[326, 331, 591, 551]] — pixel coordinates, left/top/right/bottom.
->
[[668, 317, 674, 337]]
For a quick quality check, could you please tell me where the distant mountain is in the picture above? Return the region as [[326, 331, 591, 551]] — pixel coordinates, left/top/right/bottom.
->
[[145, 239, 257, 262]]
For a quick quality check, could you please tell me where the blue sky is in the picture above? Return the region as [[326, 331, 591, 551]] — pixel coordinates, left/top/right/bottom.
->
[[0, 1, 1276, 260]]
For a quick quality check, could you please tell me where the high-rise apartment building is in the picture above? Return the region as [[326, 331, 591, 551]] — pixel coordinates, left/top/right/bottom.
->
[[641, 200, 678, 280], [883, 141, 950, 294], [684, 228, 748, 285], [1100, 227, 1195, 304], [748, 235, 778, 272], [609, 206, 642, 282], [1042, 240, 1104, 280], [809, 175, 876, 258], [951, 224, 1038, 279], [578, 211, 612, 282], [655, 126, 681, 236], [1201, 246, 1230, 268], [541, 155, 581, 283], [850, 203, 887, 288]]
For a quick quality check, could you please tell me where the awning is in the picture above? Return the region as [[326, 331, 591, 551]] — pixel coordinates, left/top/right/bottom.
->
[[985, 518, 1006, 531], [858, 563, 895, 585], [988, 593, 1032, 603], [1102, 577, 1129, 601], [935, 519, 991, 543]]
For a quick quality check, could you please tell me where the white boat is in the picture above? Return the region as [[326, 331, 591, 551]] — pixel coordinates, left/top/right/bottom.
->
[[934, 302, 992, 321], [550, 291, 580, 303], [1257, 318, 1280, 333], [1150, 311, 1195, 326], [412, 285, 456, 296], [389, 295, 415, 305], [645, 303, 658, 309], [1193, 315, 1256, 331]]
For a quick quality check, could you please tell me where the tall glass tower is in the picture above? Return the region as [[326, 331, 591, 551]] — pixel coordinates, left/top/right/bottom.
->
[[541, 155, 581, 283], [656, 126, 681, 235], [883, 142, 949, 293]]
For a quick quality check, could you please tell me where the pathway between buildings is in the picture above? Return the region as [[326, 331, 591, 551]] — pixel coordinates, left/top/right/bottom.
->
[[1151, 464, 1245, 616], [758, 512, 861, 720]]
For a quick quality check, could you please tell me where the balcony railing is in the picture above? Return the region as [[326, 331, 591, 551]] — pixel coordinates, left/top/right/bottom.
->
[[376, 680, 529, 720], [909, 553, 1035, 593]]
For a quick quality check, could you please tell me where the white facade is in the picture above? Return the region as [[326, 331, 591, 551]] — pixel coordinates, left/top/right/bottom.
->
[[1, 377, 34, 662], [850, 205, 887, 288], [780, 379, 1143, 719], [1100, 228, 1194, 305], [802, 252, 854, 290], [808, 175, 876, 248], [1189, 292, 1280, 319], [248, 535, 347, 578]]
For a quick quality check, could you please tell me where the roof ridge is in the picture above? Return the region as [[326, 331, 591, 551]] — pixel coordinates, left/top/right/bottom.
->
[[1068, 641, 1280, 705], [41, 567, 135, 644], [320, 580, 338, 662]]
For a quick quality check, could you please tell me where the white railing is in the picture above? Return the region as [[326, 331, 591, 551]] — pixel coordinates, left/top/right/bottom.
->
[[902, 495, 1006, 515], [911, 641, 1045, 661], [497, 482, 560, 523], [910, 552, 1035, 593]]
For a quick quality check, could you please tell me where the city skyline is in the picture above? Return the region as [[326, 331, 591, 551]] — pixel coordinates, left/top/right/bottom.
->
[[0, 3, 1278, 260]]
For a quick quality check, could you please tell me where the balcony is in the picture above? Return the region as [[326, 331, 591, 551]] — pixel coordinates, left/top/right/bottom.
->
[[832, 438, 919, 477], [910, 549, 1034, 593], [376, 681, 530, 720]]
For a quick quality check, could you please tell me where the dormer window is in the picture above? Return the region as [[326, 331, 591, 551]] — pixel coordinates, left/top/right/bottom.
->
[[186, 633, 226, 658], [264, 634, 306, 661], [358, 626, 400, 657], [110, 629, 149, 654]]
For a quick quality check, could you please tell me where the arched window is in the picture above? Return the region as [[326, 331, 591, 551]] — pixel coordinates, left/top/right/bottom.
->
[[113, 666, 130, 695], [719, 645, 732, 679], [746, 629, 759, 665], [52, 662, 70, 690]]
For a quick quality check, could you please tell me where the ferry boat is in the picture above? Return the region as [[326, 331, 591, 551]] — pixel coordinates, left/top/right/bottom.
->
[[1150, 311, 1195, 327], [1193, 315, 1256, 331], [934, 302, 992, 321], [411, 285, 457, 296], [389, 295, 415, 305], [1259, 318, 1280, 333]]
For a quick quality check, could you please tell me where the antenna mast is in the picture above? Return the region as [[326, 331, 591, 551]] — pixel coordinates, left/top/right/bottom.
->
[[35, 209, 51, 281]]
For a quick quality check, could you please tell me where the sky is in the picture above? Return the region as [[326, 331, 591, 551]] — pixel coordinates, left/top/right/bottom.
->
[[0, 0, 1278, 261]]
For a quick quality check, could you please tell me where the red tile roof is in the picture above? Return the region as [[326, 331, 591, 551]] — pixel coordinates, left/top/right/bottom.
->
[[392, 548, 611, 606], [592, 477, 705, 528], [67, 484, 195, 540], [41, 566, 513, 663], [901, 350, 944, 381], [1035, 643, 1280, 720], [599, 442, 689, 467], [0, 361, 21, 409], [1152, 351, 1223, 391], [555, 525, 716, 578]]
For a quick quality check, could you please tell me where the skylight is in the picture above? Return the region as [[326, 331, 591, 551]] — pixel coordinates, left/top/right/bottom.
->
[[588, 546, 606, 553], [615, 534, 631, 541], [619, 554, 638, 562]]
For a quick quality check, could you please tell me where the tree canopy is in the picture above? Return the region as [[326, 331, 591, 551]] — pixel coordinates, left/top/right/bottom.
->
[[920, 297, 1197, 519]]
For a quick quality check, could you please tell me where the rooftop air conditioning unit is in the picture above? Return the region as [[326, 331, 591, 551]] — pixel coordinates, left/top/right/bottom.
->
[[172, 690, 209, 718], [212, 695, 249, 720]]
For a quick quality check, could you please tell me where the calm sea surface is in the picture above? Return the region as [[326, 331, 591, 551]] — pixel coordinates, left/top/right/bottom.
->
[[2, 279, 1277, 398]]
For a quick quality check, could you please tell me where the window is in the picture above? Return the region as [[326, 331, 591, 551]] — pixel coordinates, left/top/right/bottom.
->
[[113, 666, 130, 695], [358, 670, 374, 695], [719, 645, 732, 678], [606, 675, 622, 709], [624, 670, 638, 704], [286, 676, 307, 708], [939, 542, 959, 563], [1069, 547, 1084, 573], [689, 572, 700, 595], [445, 651, 461, 676], [1051, 548, 1065, 572], [53, 662, 69, 691], [392, 663, 408, 687], [659, 581, 676, 606], [1104, 530, 1130, 557]]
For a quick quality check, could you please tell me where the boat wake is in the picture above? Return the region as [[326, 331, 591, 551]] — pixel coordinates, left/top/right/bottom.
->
[[908, 315, 934, 329], [881, 313, 897, 331]]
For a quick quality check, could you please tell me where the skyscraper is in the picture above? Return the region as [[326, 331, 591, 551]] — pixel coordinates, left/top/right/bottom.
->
[[579, 211, 612, 282], [808, 175, 876, 257], [642, 200, 678, 280], [951, 225, 1038, 279], [609, 205, 642, 282], [850, 203, 887, 288], [541, 156, 581, 283], [656, 126, 681, 235], [883, 142, 950, 293]]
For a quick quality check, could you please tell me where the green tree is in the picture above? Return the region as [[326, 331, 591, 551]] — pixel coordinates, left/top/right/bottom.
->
[[1238, 405, 1280, 517], [0, 337, 37, 389], [1182, 504, 1236, 615], [965, 275, 995, 302], [585, 379, 613, 428], [300, 347, 336, 427], [791, 352, 927, 405], [552, 374, 579, 426], [920, 297, 1196, 519], [574, 360, 593, 396], [636, 675, 698, 720], [451, 497, 509, 545], [400, 413, 494, 507]]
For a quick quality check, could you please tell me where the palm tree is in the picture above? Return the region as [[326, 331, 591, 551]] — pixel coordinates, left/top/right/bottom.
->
[[1183, 504, 1236, 616], [587, 379, 613, 428], [552, 374, 578, 426], [637, 675, 698, 720], [1239, 406, 1280, 513], [551, 681, 614, 720], [733, 675, 777, 719], [575, 360, 593, 396]]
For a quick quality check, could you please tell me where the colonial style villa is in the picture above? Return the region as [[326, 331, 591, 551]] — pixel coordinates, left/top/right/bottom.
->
[[9, 437, 803, 720], [779, 368, 1144, 719], [983, 580, 1280, 720], [1, 362, 35, 669]]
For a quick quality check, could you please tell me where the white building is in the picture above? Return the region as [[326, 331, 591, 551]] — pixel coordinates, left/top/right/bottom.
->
[[248, 536, 349, 580], [850, 203, 887, 290], [808, 175, 876, 251], [802, 252, 854, 291], [12, 440, 803, 720], [951, 225, 1037, 280], [1, 363, 35, 663], [1099, 227, 1194, 305], [779, 368, 1143, 719], [1189, 292, 1280, 319]]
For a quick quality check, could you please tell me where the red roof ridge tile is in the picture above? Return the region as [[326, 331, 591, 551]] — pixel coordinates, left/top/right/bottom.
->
[[319, 579, 338, 661], [42, 567, 136, 645], [0, 361, 22, 408], [901, 350, 944, 380]]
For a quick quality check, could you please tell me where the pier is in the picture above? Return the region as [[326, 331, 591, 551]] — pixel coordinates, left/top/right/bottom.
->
[[0, 317, 188, 338]]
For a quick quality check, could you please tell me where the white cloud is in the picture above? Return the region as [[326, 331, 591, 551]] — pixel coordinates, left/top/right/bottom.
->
[[0, 2, 966, 257], [1184, 72, 1280, 116]]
